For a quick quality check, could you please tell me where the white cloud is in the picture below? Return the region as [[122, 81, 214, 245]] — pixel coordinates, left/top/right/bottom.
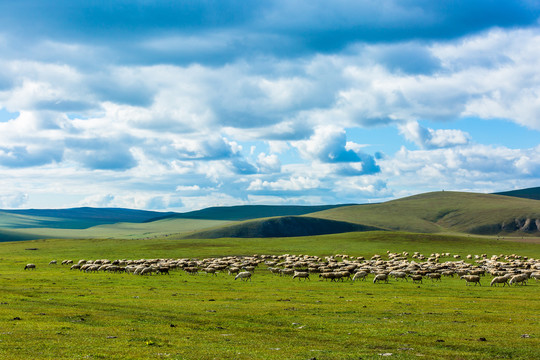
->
[[0, 192, 29, 209], [257, 153, 281, 173], [247, 176, 321, 191], [398, 121, 470, 149]]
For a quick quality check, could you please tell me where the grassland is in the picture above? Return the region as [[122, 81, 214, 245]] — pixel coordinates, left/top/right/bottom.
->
[[0, 232, 539, 359]]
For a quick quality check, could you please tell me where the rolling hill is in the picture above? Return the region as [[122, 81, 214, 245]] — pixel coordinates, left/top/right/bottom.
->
[[308, 191, 540, 236], [0, 207, 173, 229], [3, 189, 540, 241], [182, 216, 382, 239], [150, 204, 354, 222], [494, 186, 540, 201]]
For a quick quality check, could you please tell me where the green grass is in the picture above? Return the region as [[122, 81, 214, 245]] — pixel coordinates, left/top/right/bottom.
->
[[0, 232, 539, 359], [2, 218, 234, 242]]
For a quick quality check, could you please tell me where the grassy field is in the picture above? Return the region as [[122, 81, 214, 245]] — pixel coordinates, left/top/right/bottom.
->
[[0, 232, 539, 359]]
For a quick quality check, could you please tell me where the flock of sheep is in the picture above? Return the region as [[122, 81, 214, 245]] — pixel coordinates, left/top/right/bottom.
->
[[26, 250, 540, 287]]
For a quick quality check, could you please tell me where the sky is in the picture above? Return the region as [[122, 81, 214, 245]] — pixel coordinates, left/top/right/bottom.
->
[[1, 1, 540, 211]]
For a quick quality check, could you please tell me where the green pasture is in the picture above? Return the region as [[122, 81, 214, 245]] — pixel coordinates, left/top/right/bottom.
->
[[0, 232, 539, 359]]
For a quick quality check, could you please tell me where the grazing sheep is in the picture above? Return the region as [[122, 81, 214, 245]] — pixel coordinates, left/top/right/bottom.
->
[[280, 269, 295, 277], [460, 275, 481, 286], [157, 267, 170, 275], [373, 273, 389, 284], [184, 267, 199, 275], [509, 274, 528, 286], [390, 271, 408, 281], [292, 271, 310, 281], [490, 276, 509, 287], [140, 267, 155, 276], [49, 260, 57, 265], [408, 274, 423, 284], [235, 271, 252, 281], [203, 267, 217, 276], [352, 271, 368, 282], [319, 272, 336, 281], [24, 263, 36, 270]]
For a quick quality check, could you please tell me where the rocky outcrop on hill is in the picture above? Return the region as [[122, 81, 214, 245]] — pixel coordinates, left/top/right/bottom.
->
[[469, 218, 540, 235]]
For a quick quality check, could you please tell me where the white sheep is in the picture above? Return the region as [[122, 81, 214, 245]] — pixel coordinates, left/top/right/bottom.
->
[[352, 271, 368, 282], [235, 271, 252, 281], [509, 274, 528, 286], [490, 276, 509, 287], [460, 275, 481, 286], [292, 271, 310, 281], [373, 273, 389, 284], [24, 263, 36, 270], [49, 260, 57, 265], [390, 271, 407, 281]]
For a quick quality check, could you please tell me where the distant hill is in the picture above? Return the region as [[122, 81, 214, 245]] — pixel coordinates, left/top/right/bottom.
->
[[309, 191, 540, 236], [182, 216, 382, 239], [0, 207, 173, 229], [494, 187, 540, 201], [151, 204, 354, 222], [4, 189, 540, 241]]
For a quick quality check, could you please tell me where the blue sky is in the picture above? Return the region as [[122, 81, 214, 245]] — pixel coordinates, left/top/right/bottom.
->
[[1, 1, 540, 211]]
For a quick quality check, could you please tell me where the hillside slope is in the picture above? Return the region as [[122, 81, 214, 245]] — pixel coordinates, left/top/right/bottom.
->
[[494, 186, 540, 201], [182, 216, 382, 239], [0, 208, 173, 229], [308, 191, 540, 236], [151, 204, 353, 222]]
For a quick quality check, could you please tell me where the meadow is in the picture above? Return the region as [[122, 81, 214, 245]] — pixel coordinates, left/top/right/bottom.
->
[[0, 232, 539, 359]]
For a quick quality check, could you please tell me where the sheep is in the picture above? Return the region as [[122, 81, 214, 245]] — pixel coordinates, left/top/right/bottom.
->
[[140, 267, 155, 276], [203, 267, 217, 276], [531, 272, 540, 281], [235, 271, 252, 281], [292, 271, 310, 281], [509, 274, 528, 286], [184, 267, 199, 275], [49, 260, 57, 265], [24, 263, 36, 270], [427, 273, 442, 282], [408, 274, 423, 284], [157, 267, 170, 275], [280, 269, 295, 277], [390, 271, 408, 281], [319, 272, 336, 281], [373, 273, 389, 284], [352, 271, 368, 282], [460, 275, 481, 286], [490, 276, 509, 287]]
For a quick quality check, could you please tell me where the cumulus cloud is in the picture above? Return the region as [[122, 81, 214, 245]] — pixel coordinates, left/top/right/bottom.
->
[[64, 137, 137, 171], [0, 3, 540, 210], [294, 126, 381, 175], [0, 145, 63, 168], [0, 192, 29, 208], [257, 153, 281, 173], [398, 121, 470, 149], [79, 193, 183, 210]]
